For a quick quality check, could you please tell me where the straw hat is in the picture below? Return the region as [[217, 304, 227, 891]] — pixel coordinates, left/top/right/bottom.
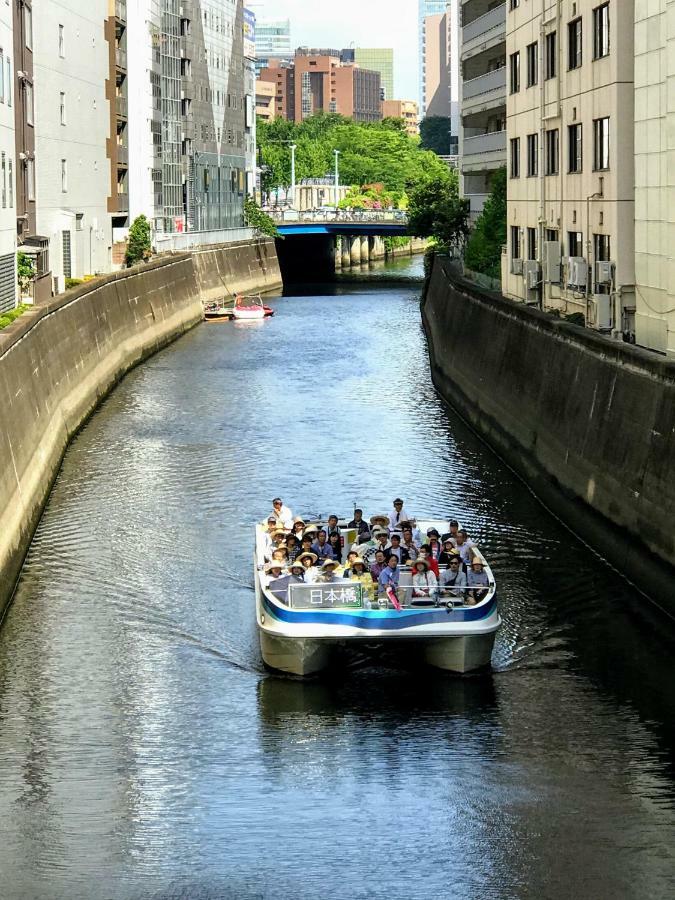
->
[[302, 525, 319, 537], [369, 514, 389, 526], [293, 516, 306, 525], [321, 558, 339, 569], [265, 562, 284, 574], [372, 526, 388, 538], [289, 560, 305, 571], [351, 557, 367, 571], [413, 558, 430, 571], [271, 528, 287, 539], [297, 551, 318, 565]]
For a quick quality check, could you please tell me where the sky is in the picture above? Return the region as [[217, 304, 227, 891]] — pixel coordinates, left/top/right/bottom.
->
[[248, 0, 420, 101]]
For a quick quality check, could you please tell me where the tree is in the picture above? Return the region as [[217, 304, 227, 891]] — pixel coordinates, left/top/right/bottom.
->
[[17, 252, 35, 295], [125, 214, 152, 267], [419, 116, 454, 156], [244, 197, 281, 238], [463, 167, 507, 280], [408, 167, 469, 253]]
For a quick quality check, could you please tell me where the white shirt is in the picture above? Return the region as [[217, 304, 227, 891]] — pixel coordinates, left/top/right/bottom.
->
[[412, 570, 438, 595], [273, 504, 293, 530], [388, 507, 411, 530], [456, 540, 474, 565]]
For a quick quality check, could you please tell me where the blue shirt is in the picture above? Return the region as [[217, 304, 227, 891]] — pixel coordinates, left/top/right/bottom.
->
[[311, 541, 335, 561], [378, 566, 400, 592]]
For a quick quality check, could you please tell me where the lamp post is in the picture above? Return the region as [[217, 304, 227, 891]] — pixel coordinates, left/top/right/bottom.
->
[[290, 143, 297, 209], [334, 149, 341, 204]]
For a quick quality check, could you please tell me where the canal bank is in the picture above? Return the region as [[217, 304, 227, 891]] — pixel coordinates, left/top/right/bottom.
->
[[422, 255, 675, 612], [0, 238, 281, 617]]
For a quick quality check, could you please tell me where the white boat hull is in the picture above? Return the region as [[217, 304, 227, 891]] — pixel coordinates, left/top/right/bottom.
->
[[233, 309, 265, 320]]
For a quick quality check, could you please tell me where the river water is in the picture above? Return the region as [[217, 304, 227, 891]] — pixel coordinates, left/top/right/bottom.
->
[[1, 256, 674, 899]]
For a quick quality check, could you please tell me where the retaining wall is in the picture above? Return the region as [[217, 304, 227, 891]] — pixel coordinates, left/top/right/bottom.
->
[[0, 239, 281, 615], [422, 257, 675, 610]]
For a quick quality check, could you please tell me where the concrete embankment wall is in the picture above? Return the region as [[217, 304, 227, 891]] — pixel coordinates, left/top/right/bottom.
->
[[423, 257, 675, 610], [0, 239, 281, 616]]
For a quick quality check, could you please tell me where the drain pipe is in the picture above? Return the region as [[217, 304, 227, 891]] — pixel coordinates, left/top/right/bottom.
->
[[538, 0, 546, 310], [585, 189, 603, 325]]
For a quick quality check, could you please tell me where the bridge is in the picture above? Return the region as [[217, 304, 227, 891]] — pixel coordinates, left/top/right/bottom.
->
[[269, 209, 410, 237]]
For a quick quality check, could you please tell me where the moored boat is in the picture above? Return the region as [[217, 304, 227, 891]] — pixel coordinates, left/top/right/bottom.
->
[[203, 296, 274, 322], [254, 517, 501, 677]]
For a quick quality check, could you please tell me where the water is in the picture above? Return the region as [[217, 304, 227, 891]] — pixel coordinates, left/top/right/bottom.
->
[[1, 256, 674, 899]]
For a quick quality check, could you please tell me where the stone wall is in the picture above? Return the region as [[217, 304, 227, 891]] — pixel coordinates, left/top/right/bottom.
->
[[0, 239, 281, 615], [422, 257, 675, 610]]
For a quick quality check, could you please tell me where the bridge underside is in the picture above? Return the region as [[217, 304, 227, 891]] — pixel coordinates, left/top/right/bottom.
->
[[276, 224, 409, 237]]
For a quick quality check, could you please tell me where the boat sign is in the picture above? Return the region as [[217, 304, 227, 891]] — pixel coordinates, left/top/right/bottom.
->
[[289, 583, 363, 610]]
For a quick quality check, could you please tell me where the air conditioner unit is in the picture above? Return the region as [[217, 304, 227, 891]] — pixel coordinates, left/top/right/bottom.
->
[[510, 258, 523, 276], [567, 257, 588, 290], [595, 260, 615, 285], [523, 260, 541, 291], [544, 241, 561, 284], [594, 293, 612, 330]]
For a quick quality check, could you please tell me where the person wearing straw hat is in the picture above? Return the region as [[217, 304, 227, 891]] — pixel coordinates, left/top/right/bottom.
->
[[466, 557, 489, 604], [369, 513, 390, 530], [342, 549, 361, 579], [291, 517, 306, 542], [264, 560, 285, 587], [349, 557, 375, 608], [439, 539, 460, 567], [265, 528, 289, 561], [288, 560, 307, 585], [297, 551, 319, 584], [411, 557, 438, 598], [316, 558, 342, 584]]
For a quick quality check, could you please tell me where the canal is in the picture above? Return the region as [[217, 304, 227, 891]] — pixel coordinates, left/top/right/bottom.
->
[[1, 256, 674, 899]]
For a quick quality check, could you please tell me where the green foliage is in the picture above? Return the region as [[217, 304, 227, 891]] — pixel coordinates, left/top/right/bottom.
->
[[244, 197, 281, 238], [338, 183, 407, 211], [65, 278, 84, 289], [17, 252, 35, 293], [463, 168, 507, 280], [419, 116, 453, 155], [0, 304, 28, 330], [407, 167, 469, 253], [383, 236, 411, 252], [257, 112, 447, 198], [565, 312, 586, 327], [125, 214, 152, 267]]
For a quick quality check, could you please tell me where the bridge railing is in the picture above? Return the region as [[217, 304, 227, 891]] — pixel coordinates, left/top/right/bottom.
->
[[266, 208, 408, 225]]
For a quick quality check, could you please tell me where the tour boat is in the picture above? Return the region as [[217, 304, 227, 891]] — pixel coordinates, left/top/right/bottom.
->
[[254, 518, 501, 677]]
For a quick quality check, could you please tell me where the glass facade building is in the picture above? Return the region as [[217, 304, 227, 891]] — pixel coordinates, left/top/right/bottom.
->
[[354, 48, 394, 101]]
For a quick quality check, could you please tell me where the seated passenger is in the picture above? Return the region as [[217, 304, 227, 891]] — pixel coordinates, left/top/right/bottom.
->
[[455, 529, 475, 567], [311, 530, 335, 561], [438, 539, 460, 567], [439, 557, 468, 600], [399, 519, 422, 545], [369, 549, 388, 583], [378, 554, 403, 606], [411, 558, 438, 598], [291, 517, 306, 541], [466, 558, 489, 605], [264, 561, 285, 589], [388, 532, 411, 565], [426, 529, 442, 560], [369, 513, 390, 533], [342, 550, 360, 579], [388, 498, 411, 530], [441, 519, 460, 544], [288, 561, 306, 585], [417, 546, 440, 579], [400, 527, 419, 561], [286, 534, 301, 562], [265, 529, 288, 561], [326, 514, 341, 543], [360, 527, 388, 566], [271, 547, 289, 566], [271, 497, 293, 529], [327, 531, 343, 563], [348, 508, 371, 538], [350, 557, 375, 608], [297, 551, 319, 584], [316, 558, 342, 584]]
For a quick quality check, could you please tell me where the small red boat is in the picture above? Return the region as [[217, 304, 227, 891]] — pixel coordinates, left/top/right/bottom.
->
[[203, 296, 274, 322]]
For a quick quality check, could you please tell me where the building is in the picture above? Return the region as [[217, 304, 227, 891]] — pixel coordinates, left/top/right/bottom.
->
[[459, 0, 506, 221], [383, 100, 420, 137], [0, 2, 16, 311], [350, 49, 394, 102], [256, 79, 276, 122], [260, 50, 382, 123], [247, 3, 291, 76], [502, 0, 636, 337], [106, 0, 129, 248], [421, 3, 460, 152], [418, 0, 447, 115], [34, 1, 112, 290], [634, 2, 675, 356]]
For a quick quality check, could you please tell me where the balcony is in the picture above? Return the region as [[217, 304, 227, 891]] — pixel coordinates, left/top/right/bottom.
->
[[116, 192, 129, 212], [117, 145, 129, 166], [115, 95, 128, 118], [115, 47, 127, 72], [462, 3, 506, 61], [462, 130, 506, 174], [462, 67, 506, 116], [115, 0, 127, 24]]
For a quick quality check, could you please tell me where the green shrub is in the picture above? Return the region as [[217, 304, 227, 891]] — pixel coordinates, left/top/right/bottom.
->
[[65, 278, 84, 289], [244, 197, 281, 238], [125, 214, 152, 267], [0, 304, 28, 330], [464, 168, 506, 281], [565, 312, 586, 327]]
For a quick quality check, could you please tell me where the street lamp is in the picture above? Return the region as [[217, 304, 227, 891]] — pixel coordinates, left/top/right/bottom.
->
[[290, 143, 297, 209], [334, 149, 341, 202]]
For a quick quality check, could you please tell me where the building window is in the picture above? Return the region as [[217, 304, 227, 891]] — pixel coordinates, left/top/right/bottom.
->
[[24, 80, 33, 126], [527, 133, 538, 177], [545, 228, 559, 243], [509, 52, 520, 94], [545, 128, 559, 174], [1, 152, 5, 208], [545, 32, 557, 79], [62, 231, 72, 279], [593, 117, 610, 170], [26, 158, 35, 201], [511, 226, 521, 259], [6, 58, 11, 106], [568, 18, 582, 70], [527, 227, 537, 261], [526, 42, 538, 88], [568, 123, 583, 173], [60, 158, 67, 192], [59, 91, 66, 125], [594, 233, 611, 261], [24, 5, 33, 51], [568, 231, 584, 257], [0, 49, 4, 103], [593, 3, 610, 59], [510, 137, 520, 178], [58, 24, 65, 58], [509, 0, 520, 9]]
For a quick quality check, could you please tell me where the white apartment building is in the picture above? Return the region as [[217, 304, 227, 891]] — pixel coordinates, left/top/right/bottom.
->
[[502, 0, 635, 336], [34, 1, 112, 289], [634, 2, 675, 356], [459, 0, 507, 221], [0, 3, 16, 311]]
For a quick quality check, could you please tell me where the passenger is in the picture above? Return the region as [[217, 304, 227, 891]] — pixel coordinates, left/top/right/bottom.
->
[[263, 515, 278, 533], [388, 532, 411, 566], [326, 515, 341, 544], [411, 558, 438, 598], [360, 526, 388, 566], [327, 531, 343, 563], [438, 539, 460, 567], [369, 549, 388, 583], [262, 515, 279, 556], [417, 546, 440, 579], [299, 534, 315, 557], [400, 518, 423, 545], [400, 527, 419, 561], [297, 551, 319, 583], [348, 508, 371, 539], [285, 534, 301, 563], [302, 524, 319, 543], [265, 529, 288, 561], [264, 561, 285, 589], [388, 498, 411, 530], [316, 558, 342, 584], [441, 519, 460, 544], [369, 513, 390, 532], [466, 558, 490, 605], [291, 517, 306, 541], [455, 529, 475, 567], [377, 554, 401, 602], [288, 561, 306, 585], [311, 530, 335, 561], [426, 529, 442, 561], [350, 557, 375, 608], [439, 557, 468, 600], [271, 497, 293, 530], [271, 547, 289, 566], [342, 550, 361, 579], [374, 527, 392, 557]]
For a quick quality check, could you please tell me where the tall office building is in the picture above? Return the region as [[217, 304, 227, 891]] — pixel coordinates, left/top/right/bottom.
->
[[0, 2, 16, 311], [419, 0, 447, 115], [34, 1, 112, 290], [459, 0, 506, 221], [502, 1, 635, 338], [354, 49, 394, 101], [247, 2, 291, 75]]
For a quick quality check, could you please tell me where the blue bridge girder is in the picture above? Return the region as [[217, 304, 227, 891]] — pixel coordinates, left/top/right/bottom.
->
[[276, 223, 410, 237]]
